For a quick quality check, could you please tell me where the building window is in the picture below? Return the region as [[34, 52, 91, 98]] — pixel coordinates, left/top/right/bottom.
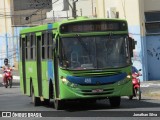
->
[[145, 11, 160, 34]]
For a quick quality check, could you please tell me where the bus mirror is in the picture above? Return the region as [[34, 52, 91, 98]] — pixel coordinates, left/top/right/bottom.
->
[[128, 37, 135, 57], [129, 37, 135, 49]]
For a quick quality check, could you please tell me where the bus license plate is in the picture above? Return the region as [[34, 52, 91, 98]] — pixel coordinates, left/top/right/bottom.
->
[[92, 89, 103, 93]]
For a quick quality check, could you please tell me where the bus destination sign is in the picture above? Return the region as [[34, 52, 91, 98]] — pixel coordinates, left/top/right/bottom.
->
[[60, 20, 127, 34]]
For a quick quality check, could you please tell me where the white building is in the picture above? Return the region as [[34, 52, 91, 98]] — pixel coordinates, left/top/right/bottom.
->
[[47, 0, 97, 20]]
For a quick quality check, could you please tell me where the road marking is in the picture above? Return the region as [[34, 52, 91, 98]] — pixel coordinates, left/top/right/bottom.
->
[[0, 74, 20, 80]]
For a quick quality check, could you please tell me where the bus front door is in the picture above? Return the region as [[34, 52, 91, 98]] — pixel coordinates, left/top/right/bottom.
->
[[36, 35, 42, 96], [22, 37, 27, 94]]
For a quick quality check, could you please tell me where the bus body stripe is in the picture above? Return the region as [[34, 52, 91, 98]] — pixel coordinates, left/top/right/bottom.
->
[[48, 24, 53, 30], [66, 73, 127, 85], [48, 60, 54, 81]]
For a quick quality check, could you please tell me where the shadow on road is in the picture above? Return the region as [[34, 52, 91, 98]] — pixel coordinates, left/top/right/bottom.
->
[[0, 82, 20, 88], [41, 98, 160, 112]]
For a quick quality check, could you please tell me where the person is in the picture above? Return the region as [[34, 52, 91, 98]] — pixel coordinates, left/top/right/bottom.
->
[[2, 58, 12, 85], [132, 66, 141, 75], [71, 41, 83, 55], [70, 41, 83, 68]]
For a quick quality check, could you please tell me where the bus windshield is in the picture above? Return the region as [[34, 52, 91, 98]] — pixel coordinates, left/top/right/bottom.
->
[[60, 35, 131, 70]]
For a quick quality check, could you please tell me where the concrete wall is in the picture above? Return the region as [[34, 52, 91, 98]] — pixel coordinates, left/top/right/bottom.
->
[[0, 0, 13, 66], [143, 0, 160, 80]]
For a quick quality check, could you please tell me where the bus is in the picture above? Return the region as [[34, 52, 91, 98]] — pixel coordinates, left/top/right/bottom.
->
[[19, 17, 135, 110]]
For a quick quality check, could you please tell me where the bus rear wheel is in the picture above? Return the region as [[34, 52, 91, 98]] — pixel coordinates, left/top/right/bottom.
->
[[54, 99, 64, 110], [109, 97, 121, 107], [31, 86, 41, 106]]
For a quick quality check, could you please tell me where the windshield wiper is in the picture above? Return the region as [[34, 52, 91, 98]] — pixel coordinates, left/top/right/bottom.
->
[[75, 34, 90, 55]]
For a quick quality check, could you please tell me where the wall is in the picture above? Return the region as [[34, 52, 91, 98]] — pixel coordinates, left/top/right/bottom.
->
[[0, 0, 13, 66], [144, 0, 160, 80]]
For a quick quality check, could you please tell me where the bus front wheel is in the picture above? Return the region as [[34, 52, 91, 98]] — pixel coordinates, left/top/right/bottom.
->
[[54, 99, 64, 110], [109, 97, 121, 107]]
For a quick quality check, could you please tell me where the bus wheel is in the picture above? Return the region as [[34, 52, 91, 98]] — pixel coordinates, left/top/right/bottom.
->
[[31, 86, 41, 106], [109, 97, 121, 107], [44, 99, 50, 105], [54, 99, 64, 110]]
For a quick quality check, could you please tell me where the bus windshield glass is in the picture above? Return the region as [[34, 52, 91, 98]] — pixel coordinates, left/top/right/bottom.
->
[[60, 35, 131, 70]]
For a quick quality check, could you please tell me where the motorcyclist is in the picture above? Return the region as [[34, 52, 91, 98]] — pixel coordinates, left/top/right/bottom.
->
[[130, 66, 142, 100], [132, 66, 141, 75], [2, 58, 13, 85]]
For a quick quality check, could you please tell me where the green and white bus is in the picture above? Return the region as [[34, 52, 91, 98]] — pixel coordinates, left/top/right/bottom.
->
[[19, 17, 135, 110]]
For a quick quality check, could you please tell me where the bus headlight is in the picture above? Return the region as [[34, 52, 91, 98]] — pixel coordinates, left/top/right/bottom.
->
[[61, 77, 78, 88], [127, 75, 131, 79], [62, 78, 67, 83]]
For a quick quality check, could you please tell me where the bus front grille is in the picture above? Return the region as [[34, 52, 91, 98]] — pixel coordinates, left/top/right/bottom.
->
[[78, 88, 114, 96]]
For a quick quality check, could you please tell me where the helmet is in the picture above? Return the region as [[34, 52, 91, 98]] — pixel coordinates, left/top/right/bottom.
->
[[4, 58, 8, 65]]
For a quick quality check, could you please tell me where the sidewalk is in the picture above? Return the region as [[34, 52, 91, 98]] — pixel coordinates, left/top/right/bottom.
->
[[141, 81, 160, 87], [141, 81, 160, 99]]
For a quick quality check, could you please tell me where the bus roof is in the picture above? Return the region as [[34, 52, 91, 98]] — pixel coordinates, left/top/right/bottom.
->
[[20, 17, 127, 34]]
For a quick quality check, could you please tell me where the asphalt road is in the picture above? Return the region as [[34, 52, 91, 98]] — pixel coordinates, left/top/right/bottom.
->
[[0, 77, 160, 120]]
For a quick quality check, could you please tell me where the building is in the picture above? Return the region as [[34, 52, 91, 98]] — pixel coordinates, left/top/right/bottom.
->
[[96, 0, 160, 81], [47, 0, 97, 20], [0, 0, 52, 69], [0, 0, 96, 69], [2, 0, 160, 81], [0, 0, 15, 67]]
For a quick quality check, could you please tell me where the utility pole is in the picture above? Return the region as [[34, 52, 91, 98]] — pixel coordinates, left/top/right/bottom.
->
[[80, 8, 82, 16], [91, 0, 94, 17], [41, 9, 43, 24], [4, 0, 8, 59], [72, 0, 78, 18], [53, 10, 55, 22]]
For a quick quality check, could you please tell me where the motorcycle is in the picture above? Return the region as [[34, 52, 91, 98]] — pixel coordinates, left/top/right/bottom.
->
[[3, 68, 13, 88], [129, 69, 142, 100]]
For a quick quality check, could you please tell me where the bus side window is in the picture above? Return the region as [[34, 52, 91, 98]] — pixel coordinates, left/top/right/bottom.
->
[[25, 36, 28, 60], [25, 34, 32, 60], [30, 34, 36, 60], [42, 33, 48, 60], [47, 32, 54, 59]]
